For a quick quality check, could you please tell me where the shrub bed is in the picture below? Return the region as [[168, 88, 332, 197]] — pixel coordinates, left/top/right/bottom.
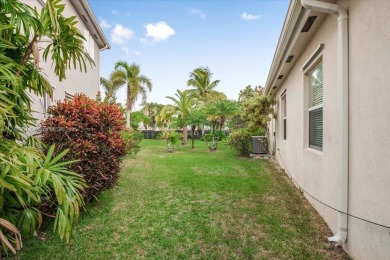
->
[[121, 128, 143, 156], [226, 128, 252, 157], [41, 94, 127, 202]]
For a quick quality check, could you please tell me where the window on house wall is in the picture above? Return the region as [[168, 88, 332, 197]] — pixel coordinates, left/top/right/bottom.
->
[[281, 91, 287, 140], [43, 92, 49, 118], [83, 28, 95, 61], [42, 86, 55, 118], [308, 62, 323, 150]]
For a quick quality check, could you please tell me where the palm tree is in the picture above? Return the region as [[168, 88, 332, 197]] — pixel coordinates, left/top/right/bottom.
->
[[204, 104, 220, 150], [204, 100, 240, 151], [100, 72, 122, 101], [187, 67, 226, 104], [187, 109, 206, 149], [215, 100, 241, 132], [142, 102, 164, 130], [166, 89, 194, 144], [156, 105, 176, 129], [113, 61, 153, 128]]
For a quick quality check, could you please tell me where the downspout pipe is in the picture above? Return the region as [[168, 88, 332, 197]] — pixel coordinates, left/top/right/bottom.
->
[[300, 0, 349, 245]]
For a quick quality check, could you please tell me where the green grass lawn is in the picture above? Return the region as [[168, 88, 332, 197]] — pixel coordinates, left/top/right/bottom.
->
[[17, 140, 348, 259]]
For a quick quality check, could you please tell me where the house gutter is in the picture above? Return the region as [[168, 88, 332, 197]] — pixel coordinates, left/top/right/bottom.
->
[[301, 0, 349, 245]]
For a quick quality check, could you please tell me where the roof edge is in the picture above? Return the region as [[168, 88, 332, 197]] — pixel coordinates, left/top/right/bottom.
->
[[264, 0, 308, 96], [75, 0, 110, 50]]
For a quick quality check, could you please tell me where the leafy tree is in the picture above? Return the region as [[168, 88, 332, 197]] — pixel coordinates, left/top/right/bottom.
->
[[242, 95, 276, 154], [238, 85, 261, 102], [214, 100, 240, 132], [142, 102, 164, 130], [130, 111, 151, 129], [166, 90, 194, 144], [0, 0, 91, 253], [228, 85, 264, 130], [187, 67, 226, 104], [113, 61, 153, 128], [228, 114, 248, 130]]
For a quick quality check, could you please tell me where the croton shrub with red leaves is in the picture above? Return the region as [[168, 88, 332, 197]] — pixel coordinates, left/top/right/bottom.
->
[[41, 94, 127, 202]]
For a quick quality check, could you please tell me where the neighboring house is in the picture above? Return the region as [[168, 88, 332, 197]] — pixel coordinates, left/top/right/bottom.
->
[[22, 0, 110, 120], [265, 0, 389, 259]]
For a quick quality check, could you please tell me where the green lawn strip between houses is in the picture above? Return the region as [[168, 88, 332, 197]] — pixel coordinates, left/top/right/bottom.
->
[[17, 140, 349, 259]]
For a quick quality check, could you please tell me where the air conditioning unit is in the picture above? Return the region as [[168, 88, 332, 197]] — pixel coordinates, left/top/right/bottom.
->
[[251, 136, 267, 154]]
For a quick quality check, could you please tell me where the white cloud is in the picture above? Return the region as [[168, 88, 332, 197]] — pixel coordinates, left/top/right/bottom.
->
[[100, 19, 111, 29], [121, 47, 141, 56], [240, 12, 262, 21], [144, 21, 175, 42], [111, 24, 134, 45], [112, 10, 131, 16], [189, 8, 206, 19]]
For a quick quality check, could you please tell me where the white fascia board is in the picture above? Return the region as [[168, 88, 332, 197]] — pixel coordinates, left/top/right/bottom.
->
[[70, 0, 110, 50], [264, 1, 310, 96]]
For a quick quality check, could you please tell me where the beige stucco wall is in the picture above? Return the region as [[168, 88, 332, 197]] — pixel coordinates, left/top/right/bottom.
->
[[21, 0, 100, 121], [271, 0, 390, 259]]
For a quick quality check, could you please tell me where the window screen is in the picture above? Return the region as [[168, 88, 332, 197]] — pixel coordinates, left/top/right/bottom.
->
[[308, 63, 323, 150]]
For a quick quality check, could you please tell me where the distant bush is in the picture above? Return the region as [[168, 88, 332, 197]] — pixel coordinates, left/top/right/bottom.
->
[[155, 133, 163, 140], [226, 128, 252, 157], [202, 130, 226, 142], [167, 131, 182, 146], [41, 94, 127, 202], [121, 129, 143, 155]]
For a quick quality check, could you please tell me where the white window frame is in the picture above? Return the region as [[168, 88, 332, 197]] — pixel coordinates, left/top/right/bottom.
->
[[43, 92, 49, 118], [43, 86, 55, 118], [307, 62, 323, 151], [281, 91, 287, 141], [83, 28, 95, 61], [302, 44, 324, 152]]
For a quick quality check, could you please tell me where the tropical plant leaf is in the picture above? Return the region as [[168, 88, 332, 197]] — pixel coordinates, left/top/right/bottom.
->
[[0, 218, 23, 254]]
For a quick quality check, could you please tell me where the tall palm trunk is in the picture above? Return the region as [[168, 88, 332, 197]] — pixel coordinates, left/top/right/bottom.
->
[[191, 125, 196, 149], [210, 121, 218, 151], [182, 126, 188, 145], [126, 109, 131, 128], [114, 61, 153, 129], [126, 99, 133, 128], [219, 116, 226, 132], [212, 124, 215, 144]]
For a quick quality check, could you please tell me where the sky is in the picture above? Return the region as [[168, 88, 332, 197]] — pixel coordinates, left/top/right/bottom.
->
[[89, 0, 289, 109]]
